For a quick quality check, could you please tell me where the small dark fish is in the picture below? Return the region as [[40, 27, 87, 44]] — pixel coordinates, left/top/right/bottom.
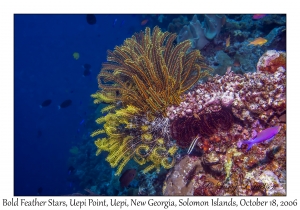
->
[[68, 166, 75, 175], [82, 64, 91, 77], [82, 63, 91, 70], [37, 187, 43, 195], [141, 19, 148, 25], [120, 20, 125, 27], [86, 14, 96, 25], [119, 169, 136, 187], [113, 18, 117, 27], [58, 99, 72, 109], [83, 69, 91, 77], [40, 99, 52, 108]]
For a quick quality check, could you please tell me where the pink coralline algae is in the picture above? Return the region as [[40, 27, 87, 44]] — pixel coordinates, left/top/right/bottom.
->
[[231, 66, 285, 125], [167, 65, 285, 122], [257, 50, 286, 73], [167, 63, 286, 148], [163, 51, 286, 196], [167, 64, 286, 144]]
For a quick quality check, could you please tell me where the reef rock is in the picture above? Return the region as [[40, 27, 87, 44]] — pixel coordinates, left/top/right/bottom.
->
[[162, 155, 203, 195]]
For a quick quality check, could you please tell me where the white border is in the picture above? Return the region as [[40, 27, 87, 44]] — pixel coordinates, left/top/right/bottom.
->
[[1, 0, 298, 209]]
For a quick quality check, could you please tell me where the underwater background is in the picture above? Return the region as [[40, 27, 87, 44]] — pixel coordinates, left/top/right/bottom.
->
[[14, 14, 286, 196]]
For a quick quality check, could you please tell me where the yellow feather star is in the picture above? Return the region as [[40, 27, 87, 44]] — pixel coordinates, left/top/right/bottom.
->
[[91, 27, 212, 175]]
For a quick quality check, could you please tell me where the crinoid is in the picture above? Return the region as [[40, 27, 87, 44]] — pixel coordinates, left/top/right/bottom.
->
[[91, 26, 212, 175], [170, 107, 233, 148], [94, 26, 212, 117]]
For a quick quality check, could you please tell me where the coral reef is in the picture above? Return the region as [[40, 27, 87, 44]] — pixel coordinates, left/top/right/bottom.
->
[[137, 170, 167, 195], [68, 15, 286, 196], [257, 50, 286, 73], [167, 15, 189, 34], [163, 134, 286, 196], [163, 50, 286, 196], [231, 67, 286, 125], [179, 14, 286, 75], [167, 58, 286, 147], [225, 15, 286, 34], [163, 155, 203, 195], [163, 120, 286, 196], [177, 14, 225, 50], [91, 26, 212, 175], [212, 51, 233, 75]]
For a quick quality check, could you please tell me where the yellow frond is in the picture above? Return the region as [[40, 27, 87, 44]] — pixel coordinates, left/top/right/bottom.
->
[[141, 133, 153, 141], [157, 138, 165, 145], [91, 92, 116, 104], [141, 125, 149, 132], [168, 145, 178, 156], [133, 155, 147, 165], [126, 105, 141, 114], [161, 157, 175, 169], [95, 138, 108, 155], [90, 129, 105, 137], [136, 144, 150, 157], [115, 153, 133, 175], [142, 164, 156, 174], [152, 146, 167, 159], [95, 116, 106, 124], [125, 123, 137, 129], [101, 104, 116, 113]]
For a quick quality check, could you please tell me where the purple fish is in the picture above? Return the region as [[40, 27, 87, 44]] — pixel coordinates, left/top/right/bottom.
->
[[238, 126, 281, 151]]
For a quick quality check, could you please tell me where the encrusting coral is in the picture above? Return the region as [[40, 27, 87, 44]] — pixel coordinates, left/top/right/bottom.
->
[[91, 26, 212, 175], [167, 55, 286, 148]]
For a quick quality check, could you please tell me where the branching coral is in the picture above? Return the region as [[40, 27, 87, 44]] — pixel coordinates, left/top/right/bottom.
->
[[91, 26, 212, 175]]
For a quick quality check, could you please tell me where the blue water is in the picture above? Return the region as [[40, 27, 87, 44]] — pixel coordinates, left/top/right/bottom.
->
[[14, 14, 148, 196]]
